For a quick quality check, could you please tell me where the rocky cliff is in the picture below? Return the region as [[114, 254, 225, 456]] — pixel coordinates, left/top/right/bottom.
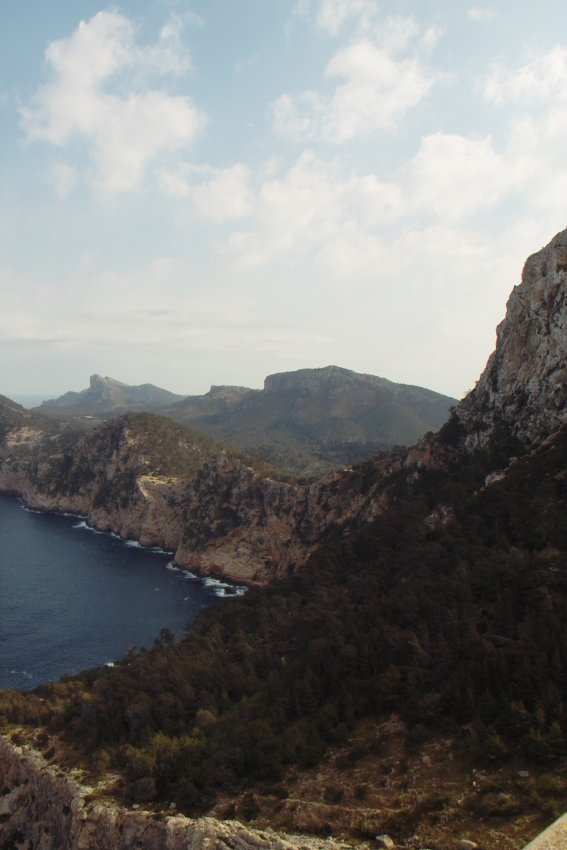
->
[[0, 406, 402, 584], [1, 230, 566, 586], [2, 230, 567, 850], [0, 738, 350, 850], [456, 229, 567, 451]]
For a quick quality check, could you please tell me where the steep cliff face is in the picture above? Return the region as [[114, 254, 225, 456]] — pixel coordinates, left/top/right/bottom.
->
[[2, 231, 567, 850], [173, 450, 402, 583], [2, 230, 566, 589], [0, 407, 401, 584], [456, 229, 567, 451]]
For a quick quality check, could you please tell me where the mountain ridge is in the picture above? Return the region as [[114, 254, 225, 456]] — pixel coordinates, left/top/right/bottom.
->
[[1, 229, 567, 850], [37, 374, 186, 415], [34, 366, 456, 477]]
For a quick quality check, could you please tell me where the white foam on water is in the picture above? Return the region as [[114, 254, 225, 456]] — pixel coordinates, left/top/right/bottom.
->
[[124, 540, 172, 553], [20, 504, 42, 514], [166, 562, 197, 578], [167, 562, 246, 595], [202, 576, 247, 597], [10, 669, 34, 680], [72, 521, 120, 539]]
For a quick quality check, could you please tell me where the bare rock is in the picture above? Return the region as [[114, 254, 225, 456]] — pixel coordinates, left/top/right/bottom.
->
[[0, 737, 356, 850], [457, 228, 567, 452]]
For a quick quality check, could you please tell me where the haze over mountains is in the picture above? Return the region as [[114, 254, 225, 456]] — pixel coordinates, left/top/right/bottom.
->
[[36, 366, 456, 477], [37, 374, 185, 415], [1, 229, 567, 850]]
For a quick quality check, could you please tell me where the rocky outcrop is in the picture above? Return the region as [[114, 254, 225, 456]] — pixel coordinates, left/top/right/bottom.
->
[[0, 412, 403, 585], [457, 229, 567, 450], [2, 230, 566, 587], [173, 450, 403, 583], [38, 374, 186, 415], [0, 738, 352, 850]]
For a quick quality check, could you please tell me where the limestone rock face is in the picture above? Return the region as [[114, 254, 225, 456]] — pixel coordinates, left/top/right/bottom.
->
[[173, 451, 402, 583], [457, 229, 567, 450], [2, 230, 566, 588], [0, 738, 348, 850], [0, 407, 403, 585]]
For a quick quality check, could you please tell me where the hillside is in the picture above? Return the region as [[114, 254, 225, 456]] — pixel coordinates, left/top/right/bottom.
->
[[1, 229, 566, 849], [35, 367, 456, 478], [0, 397, 396, 584], [36, 374, 186, 417], [165, 365, 455, 477]]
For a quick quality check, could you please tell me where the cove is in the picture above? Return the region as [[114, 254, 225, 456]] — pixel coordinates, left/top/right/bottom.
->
[[0, 492, 245, 691]]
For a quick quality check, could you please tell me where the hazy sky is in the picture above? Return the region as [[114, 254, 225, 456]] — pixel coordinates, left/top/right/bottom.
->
[[2, 0, 566, 399]]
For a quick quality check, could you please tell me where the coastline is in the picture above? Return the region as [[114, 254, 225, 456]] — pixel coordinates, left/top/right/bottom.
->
[[1, 488, 248, 593]]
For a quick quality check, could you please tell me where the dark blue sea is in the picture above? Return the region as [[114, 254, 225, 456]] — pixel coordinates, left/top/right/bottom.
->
[[0, 492, 245, 691]]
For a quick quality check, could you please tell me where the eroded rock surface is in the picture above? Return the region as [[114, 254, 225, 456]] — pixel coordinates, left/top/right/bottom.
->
[[0, 738, 355, 850], [457, 229, 567, 450]]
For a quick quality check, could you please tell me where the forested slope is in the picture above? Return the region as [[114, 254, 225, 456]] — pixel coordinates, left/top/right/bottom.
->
[[1, 230, 567, 850]]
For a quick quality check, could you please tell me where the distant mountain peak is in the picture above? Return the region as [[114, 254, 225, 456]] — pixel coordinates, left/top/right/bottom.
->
[[89, 374, 128, 389], [37, 376, 185, 415], [262, 365, 390, 393]]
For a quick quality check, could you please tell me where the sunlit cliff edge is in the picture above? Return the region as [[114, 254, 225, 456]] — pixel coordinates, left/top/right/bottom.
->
[[0, 230, 566, 850]]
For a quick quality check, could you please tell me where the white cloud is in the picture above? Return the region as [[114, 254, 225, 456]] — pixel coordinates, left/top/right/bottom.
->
[[314, 0, 379, 35], [191, 165, 253, 222], [484, 46, 567, 105], [375, 16, 420, 54], [403, 133, 512, 221], [467, 6, 497, 23], [47, 160, 78, 199], [21, 11, 205, 193], [160, 163, 254, 221], [506, 107, 567, 217], [225, 135, 519, 275], [272, 34, 438, 143], [145, 13, 195, 75], [225, 152, 402, 272], [422, 25, 445, 52]]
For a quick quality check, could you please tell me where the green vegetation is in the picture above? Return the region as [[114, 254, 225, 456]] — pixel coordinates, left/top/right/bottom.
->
[[166, 366, 456, 478], [2, 423, 566, 829], [34, 367, 456, 478]]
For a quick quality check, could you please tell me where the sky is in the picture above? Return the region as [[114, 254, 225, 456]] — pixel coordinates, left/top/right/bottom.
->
[[1, 1, 567, 401]]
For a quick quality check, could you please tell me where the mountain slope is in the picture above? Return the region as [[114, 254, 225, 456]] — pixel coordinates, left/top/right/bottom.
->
[[36, 374, 186, 417], [36, 367, 456, 477], [0, 396, 403, 584], [1, 228, 567, 850], [165, 365, 455, 476]]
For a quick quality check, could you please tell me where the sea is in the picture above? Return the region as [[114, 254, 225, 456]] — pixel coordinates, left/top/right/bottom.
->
[[0, 492, 246, 691]]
